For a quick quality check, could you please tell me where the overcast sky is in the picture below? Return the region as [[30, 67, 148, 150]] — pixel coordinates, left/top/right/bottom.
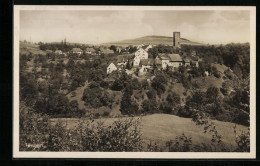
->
[[20, 10, 250, 44]]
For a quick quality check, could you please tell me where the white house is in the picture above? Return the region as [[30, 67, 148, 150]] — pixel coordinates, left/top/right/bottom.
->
[[134, 48, 148, 60], [85, 48, 96, 54], [107, 63, 117, 74], [133, 58, 141, 67], [157, 54, 170, 70], [71, 48, 83, 55], [55, 50, 62, 55], [133, 48, 148, 67], [183, 57, 191, 67]]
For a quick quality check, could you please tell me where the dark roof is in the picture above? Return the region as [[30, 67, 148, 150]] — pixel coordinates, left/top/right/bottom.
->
[[168, 54, 182, 62], [71, 48, 83, 52], [158, 53, 170, 60], [117, 55, 129, 63], [140, 58, 154, 66], [142, 45, 151, 50]]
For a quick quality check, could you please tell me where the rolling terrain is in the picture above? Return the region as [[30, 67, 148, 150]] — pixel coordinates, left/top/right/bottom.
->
[[50, 113, 247, 151], [20, 42, 46, 55], [103, 35, 205, 46]]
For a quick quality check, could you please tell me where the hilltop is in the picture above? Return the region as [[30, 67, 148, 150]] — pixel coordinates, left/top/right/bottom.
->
[[103, 35, 205, 46]]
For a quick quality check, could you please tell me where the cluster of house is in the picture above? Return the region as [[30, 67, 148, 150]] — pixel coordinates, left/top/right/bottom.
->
[[47, 46, 115, 58], [70, 47, 114, 55], [107, 45, 199, 74]]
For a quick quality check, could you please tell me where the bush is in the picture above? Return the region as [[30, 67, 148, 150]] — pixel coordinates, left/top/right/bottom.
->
[[120, 90, 139, 115], [82, 118, 143, 151], [103, 111, 110, 117], [20, 102, 50, 151], [82, 86, 113, 108], [100, 81, 109, 89], [94, 113, 100, 118], [166, 91, 181, 107], [213, 71, 221, 78], [141, 99, 158, 114], [233, 125, 250, 152], [168, 133, 192, 152], [177, 106, 192, 118]]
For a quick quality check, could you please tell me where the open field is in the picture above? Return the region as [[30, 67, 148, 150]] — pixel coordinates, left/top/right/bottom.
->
[[50, 113, 247, 151]]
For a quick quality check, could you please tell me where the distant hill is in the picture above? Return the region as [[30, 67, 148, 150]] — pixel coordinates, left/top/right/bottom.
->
[[103, 35, 205, 47]]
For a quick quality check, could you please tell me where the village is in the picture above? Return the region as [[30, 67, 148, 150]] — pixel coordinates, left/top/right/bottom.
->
[[35, 32, 201, 78]]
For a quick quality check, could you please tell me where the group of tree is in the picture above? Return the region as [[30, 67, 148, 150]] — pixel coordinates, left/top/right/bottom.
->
[[181, 43, 250, 79]]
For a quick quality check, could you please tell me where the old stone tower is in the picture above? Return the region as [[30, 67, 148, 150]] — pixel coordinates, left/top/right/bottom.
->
[[173, 32, 181, 48]]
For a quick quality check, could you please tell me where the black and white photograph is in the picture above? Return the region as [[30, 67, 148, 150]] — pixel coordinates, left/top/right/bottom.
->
[[13, 6, 256, 158]]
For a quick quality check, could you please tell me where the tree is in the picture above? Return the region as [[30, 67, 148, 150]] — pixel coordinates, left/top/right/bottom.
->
[[148, 47, 159, 59], [120, 87, 138, 115], [20, 74, 38, 106], [69, 100, 79, 112], [151, 73, 167, 95], [111, 71, 131, 91], [166, 91, 181, 107], [126, 59, 132, 69], [109, 45, 117, 52], [82, 85, 113, 108], [206, 86, 220, 103], [141, 99, 158, 114]]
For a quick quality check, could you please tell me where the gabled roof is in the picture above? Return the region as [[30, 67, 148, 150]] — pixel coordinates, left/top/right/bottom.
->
[[108, 62, 117, 69], [155, 58, 162, 65], [117, 55, 129, 63], [71, 48, 83, 52], [142, 45, 152, 50], [100, 48, 114, 54], [46, 50, 53, 53], [158, 53, 170, 60], [140, 58, 154, 66], [85, 47, 96, 52], [135, 48, 146, 54], [168, 54, 182, 62], [184, 57, 192, 63]]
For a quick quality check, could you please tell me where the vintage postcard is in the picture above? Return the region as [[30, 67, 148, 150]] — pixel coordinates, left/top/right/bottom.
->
[[13, 5, 256, 158]]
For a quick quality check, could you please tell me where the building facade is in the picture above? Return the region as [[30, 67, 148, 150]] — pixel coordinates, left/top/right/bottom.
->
[[133, 48, 148, 67]]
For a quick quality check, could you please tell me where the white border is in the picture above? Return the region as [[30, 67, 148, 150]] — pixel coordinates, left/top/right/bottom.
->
[[13, 5, 256, 159]]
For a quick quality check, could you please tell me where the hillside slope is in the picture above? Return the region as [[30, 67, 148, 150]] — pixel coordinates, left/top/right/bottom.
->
[[20, 42, 46, 55], [51, 113, 247, 151], [103, 35, 204, 46]]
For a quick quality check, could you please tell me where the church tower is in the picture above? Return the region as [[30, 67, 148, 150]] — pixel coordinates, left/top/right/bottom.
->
[[173, 32, 181, 48]]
